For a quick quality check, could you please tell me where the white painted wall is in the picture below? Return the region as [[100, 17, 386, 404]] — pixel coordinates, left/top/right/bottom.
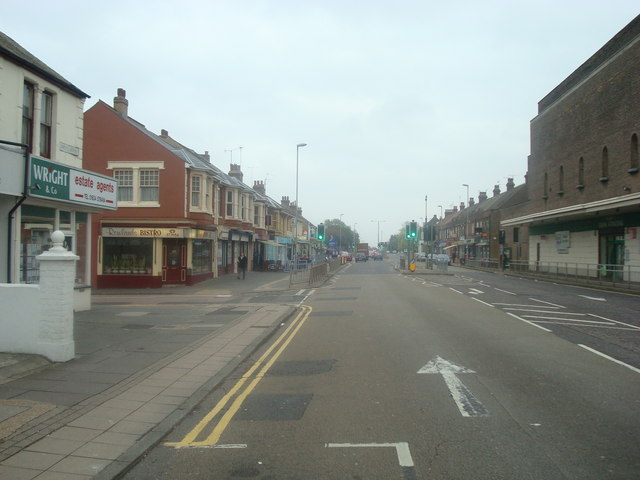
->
[[0, 231, 77, 361], [0, 55, 85, 168], [529, 230, 599, 277]]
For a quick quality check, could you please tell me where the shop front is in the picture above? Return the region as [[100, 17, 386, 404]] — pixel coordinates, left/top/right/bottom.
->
[[14, 156, 118, 310], [97, 226, 215, 288]]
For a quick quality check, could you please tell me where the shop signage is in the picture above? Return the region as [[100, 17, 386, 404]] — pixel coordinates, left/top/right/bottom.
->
[[103, 227, 183, 238], [29, 156, 118, 210], [555, 230, 570, 254], [186, 229, 216, 240]]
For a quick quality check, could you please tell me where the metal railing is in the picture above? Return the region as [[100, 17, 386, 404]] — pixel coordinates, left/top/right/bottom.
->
[[290, 256, 343, 287], [463, 258, 640, 292]]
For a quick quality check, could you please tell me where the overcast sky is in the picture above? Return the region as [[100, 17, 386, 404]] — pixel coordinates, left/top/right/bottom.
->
[[2, 1, 638, 245]]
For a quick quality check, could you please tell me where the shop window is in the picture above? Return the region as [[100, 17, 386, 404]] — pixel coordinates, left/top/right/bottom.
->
[[513, 227, 520, 243], [102, 237, 153, 274], [40, 91, 53, 158], [75, 212, 89, 285], [22, 82, 35, 151], [192, 239, 212, 273], [20, 205, 55, 283], [191, 175, 201, 207], [630, 134, 639, 173]]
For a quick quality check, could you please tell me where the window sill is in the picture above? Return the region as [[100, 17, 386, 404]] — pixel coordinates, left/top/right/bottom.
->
[[599, 176, 609, 183], [628, 167, 639, 174], [541, 194, 548, 200], [576, 184, 584, 190], [557, 190, 564, 196]]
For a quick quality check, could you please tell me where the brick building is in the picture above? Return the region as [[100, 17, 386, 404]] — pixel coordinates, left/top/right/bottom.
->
[[502, 15, 640, 281]]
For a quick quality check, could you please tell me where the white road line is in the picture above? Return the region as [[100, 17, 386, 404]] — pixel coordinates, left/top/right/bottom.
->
[[579, 344, 640, 374], [295, 289, 306, 296], [578, 295, 606, 302], [503, 309, 586, 315], [531, 322, 639, 330], [468, 288, 484, 295], [449, 288, 463, 294], [522, 316, 614, 324], [494, 288, 516, 295], [494, 303, 559, 309], [472, 298, 494, 308], [326, 442, 415, 467], [506, 312, 552, 332], [588, 313, 640, 331], [530, 298, 565, 308]]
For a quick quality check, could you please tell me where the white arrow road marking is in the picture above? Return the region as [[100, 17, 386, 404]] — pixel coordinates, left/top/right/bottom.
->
[[468, 288, 484, 295], [578, 295, 607, 302], [418, 356, 489, 417]]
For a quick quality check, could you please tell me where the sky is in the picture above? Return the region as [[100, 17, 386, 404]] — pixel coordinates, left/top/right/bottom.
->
[[2, 1, 638, 245]]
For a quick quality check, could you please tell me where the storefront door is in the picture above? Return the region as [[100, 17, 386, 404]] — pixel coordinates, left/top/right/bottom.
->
[[599, 228, 625, 281], [163, 239, 186, 283]]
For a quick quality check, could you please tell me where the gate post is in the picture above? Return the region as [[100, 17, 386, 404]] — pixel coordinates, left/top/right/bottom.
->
[[36, 230, 79, 361]]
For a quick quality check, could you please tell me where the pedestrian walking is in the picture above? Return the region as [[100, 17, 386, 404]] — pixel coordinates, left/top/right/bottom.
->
[[237, 253, 248, 279]]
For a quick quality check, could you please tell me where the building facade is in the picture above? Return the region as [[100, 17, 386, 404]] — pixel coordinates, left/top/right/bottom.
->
[[0, 31, 115, 310], [502, 15, 640, 280]]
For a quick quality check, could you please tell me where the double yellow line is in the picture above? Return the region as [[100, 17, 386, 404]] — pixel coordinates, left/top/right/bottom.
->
[[166, 305, 312, 448]]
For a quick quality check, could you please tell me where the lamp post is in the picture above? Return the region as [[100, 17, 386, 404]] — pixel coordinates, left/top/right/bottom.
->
[[293, 143, 307, 264], [353, 223, 358, 250], [462, 183, 469, 262], [371, 220, 386, 247]]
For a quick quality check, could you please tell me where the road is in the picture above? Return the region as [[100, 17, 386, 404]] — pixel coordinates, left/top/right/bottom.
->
[[123, 257, 640, 479]]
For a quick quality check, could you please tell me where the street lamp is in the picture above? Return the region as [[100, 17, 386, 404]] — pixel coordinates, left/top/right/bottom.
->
[[462, 183, 469, 262], [293, 143, 307, 264], [371, 219, 386, 247]]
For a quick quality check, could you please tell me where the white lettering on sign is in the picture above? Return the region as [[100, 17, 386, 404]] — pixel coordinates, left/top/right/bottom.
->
[[32, 164, 69, 186]]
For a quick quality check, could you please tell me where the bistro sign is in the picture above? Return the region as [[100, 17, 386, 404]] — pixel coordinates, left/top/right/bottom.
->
[[29, 156, 118, 210], [102, 227, 216, 239]]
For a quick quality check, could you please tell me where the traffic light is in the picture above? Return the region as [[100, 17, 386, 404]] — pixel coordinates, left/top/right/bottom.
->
[[410, 221, 417, 238], [318, 223, 325, 241], [405, 224, 411, 239]]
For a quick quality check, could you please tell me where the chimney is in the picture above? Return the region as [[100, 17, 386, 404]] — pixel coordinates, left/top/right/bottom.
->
[[506, 177, 515, 191], [469, 197, 475, 206], [453, 206, 458, 213], [160, 129, 169, 137], [253, 180, 266, 195], [445, 209, 454, 218], [228, 163, 243, 182], [460, 202, 465, 210], [113, 88, 128, 116], [478, 191, 487, 203], [204, 151, 210, 163], [281, 196, 290, 207], [493, 184, 501, 197]]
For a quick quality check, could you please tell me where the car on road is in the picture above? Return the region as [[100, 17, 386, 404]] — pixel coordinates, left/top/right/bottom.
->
[[355, 252, 367, 262], [372, 253, 383, 261]]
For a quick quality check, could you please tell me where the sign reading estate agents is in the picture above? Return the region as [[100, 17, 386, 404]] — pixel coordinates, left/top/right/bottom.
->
[[29, 156, 118, 210]]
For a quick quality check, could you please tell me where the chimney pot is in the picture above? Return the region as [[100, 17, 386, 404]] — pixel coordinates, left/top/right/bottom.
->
[[113, 88, 128, 116], [493, 185, 501, 197]]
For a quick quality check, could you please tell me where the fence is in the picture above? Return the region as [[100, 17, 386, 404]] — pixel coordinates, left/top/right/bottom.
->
[[464, 258, 640, 292], [289, 256, 343, 287]]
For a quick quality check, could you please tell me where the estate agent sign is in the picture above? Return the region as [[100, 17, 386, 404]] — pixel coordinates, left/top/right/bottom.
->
[[29, 156, 118, 210]]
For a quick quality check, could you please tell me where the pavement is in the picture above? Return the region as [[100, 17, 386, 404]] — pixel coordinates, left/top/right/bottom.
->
[[0, 270, 310, 480]]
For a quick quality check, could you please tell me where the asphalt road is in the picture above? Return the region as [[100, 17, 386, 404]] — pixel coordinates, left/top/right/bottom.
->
[[123, 258, 640, 479]]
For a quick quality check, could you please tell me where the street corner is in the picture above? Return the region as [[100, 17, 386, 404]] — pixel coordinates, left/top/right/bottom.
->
[[0, 399, 56, 441]]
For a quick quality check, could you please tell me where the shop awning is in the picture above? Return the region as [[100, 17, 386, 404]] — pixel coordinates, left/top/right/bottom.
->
[[443, 245, 456, 250], [258, 240, 282, 247]]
